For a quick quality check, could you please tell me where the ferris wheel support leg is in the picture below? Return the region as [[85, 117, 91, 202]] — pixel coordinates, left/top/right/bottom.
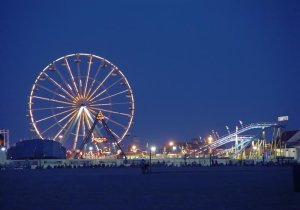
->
[[74, 111, 127, 160], [100, 119, 127, 160]]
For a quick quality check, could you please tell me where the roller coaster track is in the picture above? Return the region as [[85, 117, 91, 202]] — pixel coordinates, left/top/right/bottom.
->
[[216, 137, 253, 158], [198, 122, 278, 154]]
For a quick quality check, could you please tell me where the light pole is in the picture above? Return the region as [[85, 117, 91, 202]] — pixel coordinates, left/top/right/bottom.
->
[[207, 135, 213, 166], [88, 146, 93, 159], [150, 146, 156, 172], [207, 135, 213, 158], [172, 146, 177, 158]]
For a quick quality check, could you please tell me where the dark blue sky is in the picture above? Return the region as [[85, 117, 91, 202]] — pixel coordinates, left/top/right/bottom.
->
[[1, 0, 299, 147]]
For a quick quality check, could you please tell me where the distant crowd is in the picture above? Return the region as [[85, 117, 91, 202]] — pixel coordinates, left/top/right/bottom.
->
[[0, 158, 298, 171]]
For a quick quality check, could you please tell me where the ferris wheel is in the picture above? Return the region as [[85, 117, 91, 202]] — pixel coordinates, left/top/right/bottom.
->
[[28, 53, 134, 151]]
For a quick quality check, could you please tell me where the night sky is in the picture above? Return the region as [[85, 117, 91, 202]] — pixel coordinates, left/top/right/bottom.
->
[[1, 0, 299, 147]]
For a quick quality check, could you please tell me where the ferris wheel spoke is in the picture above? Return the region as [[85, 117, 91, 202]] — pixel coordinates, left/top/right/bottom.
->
[[83, 110, 93, 130], [91, 89, 129, 104], [40, 123, 57, 136], [93, 107, 132, 117], [88, 107, 98, 115], [43, 72, 75, 100], [51, 63, 77, 97], [40, 110, 76, 136], [86, 61, 103, 97], [60, 110, 83, 145], [49, 62, 72, 92], [83, 55, 93, 97], [89, 78, 123, 102], [89, 101, 132, 107], [74, 54, 83, 95], [110, 129, 121, 141], [63, 57, 79, 95], [35, 83, 73, 102], [81, 111, 86, 140], [36, 108, 75, 123], [32, 96, 74, 106], [73, 109, 83, 150], [83, 112, 94, 139], [87, 68, 116, 101], [31, 106, 73, 111], [103, 116, 127, 129], [77, 66, 83, 96], [53, 110, 78, 140]]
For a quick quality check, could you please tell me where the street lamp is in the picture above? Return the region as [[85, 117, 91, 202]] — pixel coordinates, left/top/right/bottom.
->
[[150, 146, 156, 172], [131, 145, 137, 153], [207, 135, 213, 166], [169, 141, 174, 147], [151, 146, 156, 152], [207, 135, 213, 144], [88, 146, 93, 159], [172, 146, 177, 158]]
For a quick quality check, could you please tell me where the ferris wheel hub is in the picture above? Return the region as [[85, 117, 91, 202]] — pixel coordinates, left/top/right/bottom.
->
[[75, 99, 88, 108]]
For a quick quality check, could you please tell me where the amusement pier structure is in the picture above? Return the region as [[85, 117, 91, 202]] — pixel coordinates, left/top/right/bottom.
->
[[197, 122, 284, 159], [24, 53, 292, 161]]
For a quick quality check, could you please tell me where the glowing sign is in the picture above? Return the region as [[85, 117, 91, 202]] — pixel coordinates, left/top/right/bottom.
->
[[97, 111, 104, 120], [278, 116, 288, 121], [92, 137, 107, 143]]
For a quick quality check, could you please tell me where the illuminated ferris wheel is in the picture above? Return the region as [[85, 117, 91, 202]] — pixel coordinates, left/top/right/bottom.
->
[[28, 53, 134, 151]]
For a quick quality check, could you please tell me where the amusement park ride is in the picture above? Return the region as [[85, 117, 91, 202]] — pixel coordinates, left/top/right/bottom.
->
[[28, 53, 134, 159], [197, 122, 285, 159]]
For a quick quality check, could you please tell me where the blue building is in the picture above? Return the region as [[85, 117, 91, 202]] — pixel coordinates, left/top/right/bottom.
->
[[7, 139, 66, 160]]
